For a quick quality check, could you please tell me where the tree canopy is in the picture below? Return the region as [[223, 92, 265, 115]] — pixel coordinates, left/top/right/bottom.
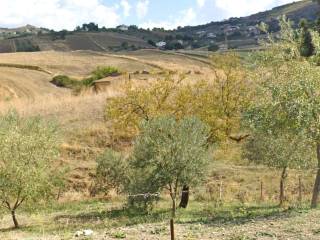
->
[[0, 111, 63, 228]]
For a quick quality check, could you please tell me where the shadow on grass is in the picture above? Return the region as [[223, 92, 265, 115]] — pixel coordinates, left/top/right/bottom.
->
[[0, 225, 35, 233], [53, 202, 307, 229], [177, 204, 305, 226], [54, 206, 171, 227]]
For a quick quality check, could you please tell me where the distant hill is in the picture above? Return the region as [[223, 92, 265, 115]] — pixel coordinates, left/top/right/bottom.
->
[[176, 0, 320, 50], [0, 0, 318, 53]]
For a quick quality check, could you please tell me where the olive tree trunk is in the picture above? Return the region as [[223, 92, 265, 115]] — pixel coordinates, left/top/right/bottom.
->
[[11, 210, 19, 228], [170, 193, 176, 240], [311, 143, 320, 208], [179, 185, 189, 208], [279, 167, 287, 206]]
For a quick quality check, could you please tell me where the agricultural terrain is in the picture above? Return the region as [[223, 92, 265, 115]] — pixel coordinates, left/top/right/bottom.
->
[[0, 48, 318, 239], [1, 1, 320, 238], [0, 49, 214, 190]]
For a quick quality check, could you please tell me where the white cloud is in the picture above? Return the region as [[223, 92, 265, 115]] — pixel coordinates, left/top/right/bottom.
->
[[140, 8, 197, 30], [0, 0, 120, 30], [197, 0, 206, 8], [214, 0, 295, 18], [136, 0, 149, 19], [120, 0, 131, 17]]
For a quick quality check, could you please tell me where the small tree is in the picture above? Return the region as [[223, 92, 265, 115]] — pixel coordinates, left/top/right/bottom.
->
[[0, 111, 62, 228], [299, 19, 315, 57], [243, 133, 315, 206], [249, 18, 320, 207], [130, 116, 210, 218], [248, 56, 320, 208], [95, 149, 129, 195]]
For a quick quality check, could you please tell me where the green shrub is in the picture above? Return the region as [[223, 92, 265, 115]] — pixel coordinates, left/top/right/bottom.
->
[[95, 149, 129, 194], [51, 75, 80, 88], [91, 66, 120, 80], [51, 66, 120, 90], [208, 44, 219, 52], [81, 66, 120, 87], [81, 77, 95, 87]]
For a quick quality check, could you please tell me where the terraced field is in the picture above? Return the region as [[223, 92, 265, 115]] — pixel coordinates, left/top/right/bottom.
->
[[0, 50, 212, 101], [0, 39, 14, 53], [0, 67, 65, 101]]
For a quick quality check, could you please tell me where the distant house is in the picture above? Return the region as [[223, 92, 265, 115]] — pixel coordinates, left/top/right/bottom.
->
[[207, 33, 216, 38], [196, 30, 206, 37], [224, 25, 241, 36], [156, 41, 167, 48], [117, 25, 129, 31], [247, 26, 260, 36], [196, 30, 206, 35]]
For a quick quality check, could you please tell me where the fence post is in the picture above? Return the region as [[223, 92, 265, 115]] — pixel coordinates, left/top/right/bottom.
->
[[260, 180, 264, 202], [170, 219, 175, 240], [219, 180, 223, 202], [298, 176, 302, 204]]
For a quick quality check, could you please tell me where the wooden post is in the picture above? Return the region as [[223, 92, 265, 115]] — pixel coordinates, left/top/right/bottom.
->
[[56, 187, 61, 201], [298, 176, 302, 204], [219, 180, 223, 202], [170, 219, 175, 240], [260, 180, 264, 202]]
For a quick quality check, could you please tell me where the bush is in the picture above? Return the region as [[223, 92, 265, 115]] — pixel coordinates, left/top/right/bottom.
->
[[165, 42, 184, 50], [208, 44, 219, 52], [83, 66, 120, 87], [51, 66, 120, 90], [148, 39, 156, 47], [91, 66, 120, 80], [95, 149, 129, 194], [51, 75, 80, 88]]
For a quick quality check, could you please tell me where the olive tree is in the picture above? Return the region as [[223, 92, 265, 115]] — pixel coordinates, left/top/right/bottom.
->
[[0, 111, 62, 228], [247, 58, 320, 207], [243, 133, 315, 206], [130, 116, 210, 218], [248, 18, 320, 207], [95, 149, 129, 195]]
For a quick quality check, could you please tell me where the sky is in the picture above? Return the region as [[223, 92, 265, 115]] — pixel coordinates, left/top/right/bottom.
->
[[0, 0, 298, 30]]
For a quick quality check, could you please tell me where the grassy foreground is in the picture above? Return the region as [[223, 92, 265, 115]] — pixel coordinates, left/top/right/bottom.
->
[[1, 198, 319, 240]]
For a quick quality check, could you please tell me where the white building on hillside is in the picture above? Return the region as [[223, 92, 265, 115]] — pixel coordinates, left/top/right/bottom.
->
[[207, 33, 217, 38], [156, 41, 167, 48], [117, 25, 129, 31]]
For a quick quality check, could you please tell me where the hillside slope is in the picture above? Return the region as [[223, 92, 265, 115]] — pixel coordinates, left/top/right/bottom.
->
[[0, 1, 318, 53], [177, 0, 319, 50]]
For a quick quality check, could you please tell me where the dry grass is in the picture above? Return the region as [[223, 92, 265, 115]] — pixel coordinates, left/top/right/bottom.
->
[[0, 92, 114, 129], [0, 50, 213, 103], [0, 67, 66, 100], [0, 51, 157, 77]]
